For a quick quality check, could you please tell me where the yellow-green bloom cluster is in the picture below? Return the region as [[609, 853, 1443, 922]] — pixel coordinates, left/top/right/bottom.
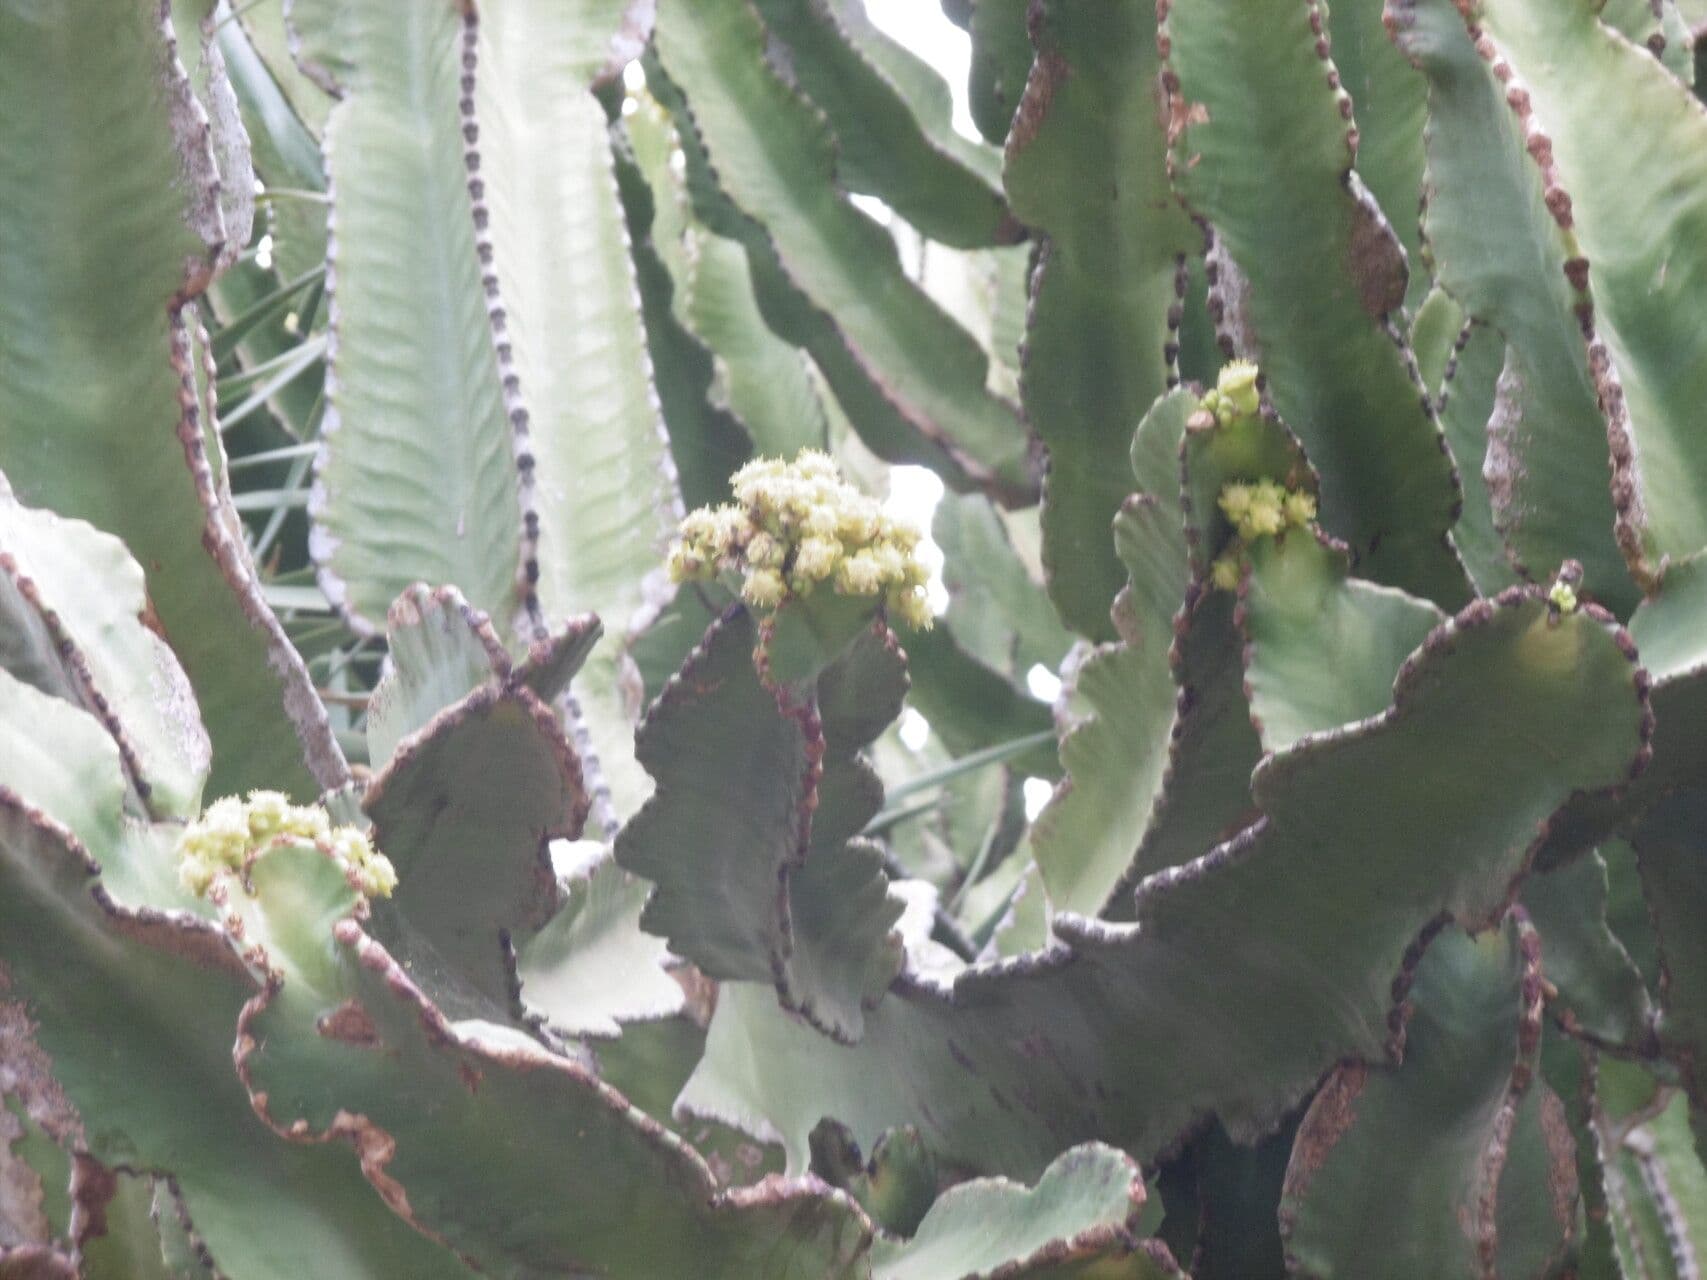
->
[[1548, 580, 1579, 614], [1209, 480, 1317, 590], [665, 450, 934, 630], [176, 791, 397, 900], [1198, 359, 1262, 427], [1218, 480, 1315, 542]]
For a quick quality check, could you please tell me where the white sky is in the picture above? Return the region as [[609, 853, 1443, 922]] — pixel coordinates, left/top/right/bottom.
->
[[864, 1, 980, 140]]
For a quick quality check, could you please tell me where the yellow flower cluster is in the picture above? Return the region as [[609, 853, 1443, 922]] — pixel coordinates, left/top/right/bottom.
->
[[666, 450, 934, 630], [176, 791, 397, 901], [1548, 580, 1579, 614], [1218, 480, 1316, 541], [1210, 481, 1317, 590], [1197, 359, 1261, 427]]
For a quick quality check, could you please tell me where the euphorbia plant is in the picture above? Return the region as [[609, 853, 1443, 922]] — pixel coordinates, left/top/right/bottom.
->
[[3, 0, 1707, 1275]]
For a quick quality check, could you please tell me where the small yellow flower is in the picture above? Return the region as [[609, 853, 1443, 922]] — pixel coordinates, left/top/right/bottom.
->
[[1209, 478, 1313, 585], [1219, 483, 1255, 524], [803, 505, 840, 539], [742, 568, 787, 609], [1243, 504, 1285, 539], [1283, 491, 1317, 528], [178, 847, 227, 898], [1548, 581, 1579, 614], [679, 507, 720, 545], [837, 500, 881, 545], [870, 542, 906, 584], [793, 536, 840, 582], [746, 531, 784, 570], [1217, 360, 1261, 420], [712, 505, 753, 554], [1242, 480, 1286, 539], [330, 828, 397, 899], [888, 586, 935, 631], [835, 551, 885, 595], [666, 543, 707, 583], [278, 802, 330, 843], [886, 521, 923, 553], [793, 449, 839, 480], [244, 790, 294, 841], [176, 795, 395, 902]]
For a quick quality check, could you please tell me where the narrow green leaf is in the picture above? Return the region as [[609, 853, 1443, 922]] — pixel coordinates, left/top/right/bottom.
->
[[216, 340, 323, 432], [233, 0, 332, 135], [880, 730, 1055, 809], [206, 3, 329, 442], [899, 624, 1059, 778], [208, 267, 324, 364]]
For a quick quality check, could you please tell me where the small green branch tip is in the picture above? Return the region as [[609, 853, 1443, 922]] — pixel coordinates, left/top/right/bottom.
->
[[1210, 480, 1316, 591], [176, 791, 397, 900], [1197, 359, 1262, 427], [665, 449, 934, 630]]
